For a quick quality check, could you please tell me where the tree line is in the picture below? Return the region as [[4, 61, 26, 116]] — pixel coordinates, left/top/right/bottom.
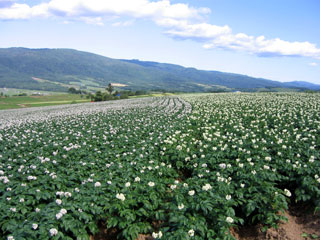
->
[[87, 83, 148, 102]]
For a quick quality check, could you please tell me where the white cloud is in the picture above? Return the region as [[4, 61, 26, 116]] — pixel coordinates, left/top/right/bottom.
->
[[201, 32, 320, 59], [44, 0, 209, 20], [80, 16, 104, 26], [157, 19, 231, 40], [309, 62, 318, 66], [255, 38, 320, 58], [1, 0, 320, 60], [0, 0, 208, 21], [0, 3, 49, 19], [112, 20, 134, 27]]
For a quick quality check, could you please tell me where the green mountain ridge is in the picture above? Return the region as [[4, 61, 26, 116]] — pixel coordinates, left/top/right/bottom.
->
[[0, 47, 319, 92]]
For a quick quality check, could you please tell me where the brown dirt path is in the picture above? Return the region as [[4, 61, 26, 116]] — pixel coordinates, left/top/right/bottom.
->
[[233, 206, 320, 240], [91, 205, 320, 240]]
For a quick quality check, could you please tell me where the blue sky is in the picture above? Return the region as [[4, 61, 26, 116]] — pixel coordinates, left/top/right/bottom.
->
[[1, 0, 320, 84]]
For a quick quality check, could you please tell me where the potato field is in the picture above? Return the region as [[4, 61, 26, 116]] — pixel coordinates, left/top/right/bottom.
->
[[0, 93, 319, 240]]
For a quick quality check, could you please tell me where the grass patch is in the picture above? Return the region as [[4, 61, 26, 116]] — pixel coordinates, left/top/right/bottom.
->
[[0, 94, 90, 110], [0, 88, 67, 96]]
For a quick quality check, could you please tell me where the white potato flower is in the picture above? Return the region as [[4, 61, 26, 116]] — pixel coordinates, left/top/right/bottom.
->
[[49, 228, 58, 236], [178, 204, 184, 210], [202, 183, 212, 191], [188, 229, 195, 237], [125, 182, 131, 187], [152, 231, 163, 239], [226, 217, 234, 223], [188, 190, 195, 196], [284, 189, 292, 197], [134, 177, 140, 182], [60, 209, 67, 215], [116, 193, 125, 201]]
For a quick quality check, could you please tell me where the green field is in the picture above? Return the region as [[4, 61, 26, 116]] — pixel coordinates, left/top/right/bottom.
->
[[0, 92, 178, 110], [0, 94, 90, 110], [0, 88, 68, 96]]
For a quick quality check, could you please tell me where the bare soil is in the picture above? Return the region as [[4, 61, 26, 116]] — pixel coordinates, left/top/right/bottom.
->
[[233, 205, 320, 240], [91, 205, 320, 240]]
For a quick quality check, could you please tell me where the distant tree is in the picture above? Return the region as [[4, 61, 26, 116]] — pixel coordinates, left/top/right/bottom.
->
[[68, 87, 84, 94], [106, 83, 114, 95], [122, 90, 135, 96], [305, 90, 316, 94], [102, 92, 114, 101], [135, 90, 147, 95], [87, 93, 94, 100], [68, 87, 77, 94], [94, 91, 103, 101]]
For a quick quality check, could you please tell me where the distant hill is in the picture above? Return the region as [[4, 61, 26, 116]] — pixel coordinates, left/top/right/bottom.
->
[[0, 47, 319, 92], [282, 81, 320, 90]]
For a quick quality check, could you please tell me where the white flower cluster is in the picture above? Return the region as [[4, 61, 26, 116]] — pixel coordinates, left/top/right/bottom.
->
[[178, 204, 184, 210], [116, 193, 126, 201], [284, 189, 292, 197], [188, 190, 195, 196], [148, 181, 155, 187], [49, 228, 58, 236], [226, 217, 234, 223], [134, 177, 140, 182], [152, 231, 163, 239], [27, 176, 37, 180], [56, 208, 67, 219], [202, 183, 212, 191], [188, 229, 195, 237], [125, 182, 131, 187], [0, 176, 9, 183], [56, 191, 72, 197], [309, 156, 315, 163], [94, 182, 101, 187]]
